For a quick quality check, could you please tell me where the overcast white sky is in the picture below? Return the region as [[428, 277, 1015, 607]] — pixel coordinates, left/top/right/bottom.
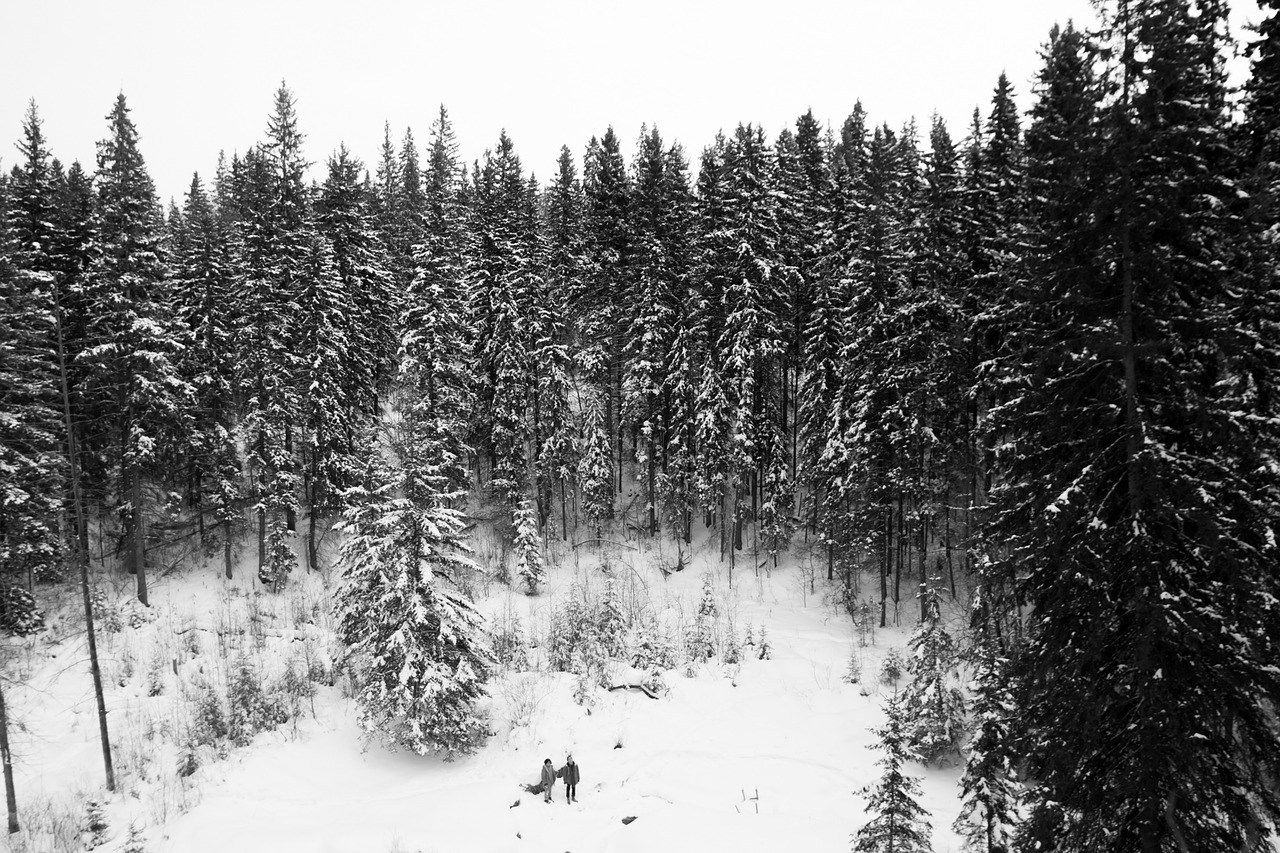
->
[[0, 0, 1266, 204]]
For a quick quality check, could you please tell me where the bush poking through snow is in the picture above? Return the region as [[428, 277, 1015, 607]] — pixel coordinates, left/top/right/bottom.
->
[[880, 648, 904, 686], [94, 588, 123, 634], [722, 620, 743, 664], [854, 599, 875, 647], [146, 650, 166, 697], [630, 620, 677, 693], [0, 585, 44, 636], [844, 648, 862, 684], [187, 677, 228, 747], [547, 581, 627, 679], [82, 798, 108, 850], [685, 574, 718, 662], [122, 822, 149, 853], [176, 738, 200, 779], [755, 625, 772, 660], [226, 653, 286, 746]]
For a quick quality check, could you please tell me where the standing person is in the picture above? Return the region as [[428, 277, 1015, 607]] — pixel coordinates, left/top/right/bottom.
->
[[541, 758, 557, 803], [558, 754, 580, 803]]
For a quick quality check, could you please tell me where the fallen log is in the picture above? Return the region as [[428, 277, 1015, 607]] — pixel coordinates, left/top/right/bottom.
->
[[608, 683, 660, 700]]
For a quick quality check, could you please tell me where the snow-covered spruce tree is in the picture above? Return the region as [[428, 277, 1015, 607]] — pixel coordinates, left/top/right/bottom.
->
[[953, 592, 1019, 853], [229, 86, 311, 590], [899, 583, 964, 765], [401, 106, 473, 504], [625, 125, 694, 538], [578, 390, 614, 536], [0, 103, 65, 595], [306, 146, 395, 568], [991, 6, 1280, 849], [853, 693, 933, 853], [539, 146, 587, 537], [596, 576, 627, 658], [470, 131, 536, 510], [336, 435, 493, 757], [82, 93, 193, 604], [170, 174, 242, 578], [513, 498, 545, 594], [580, 127, 633, 498]]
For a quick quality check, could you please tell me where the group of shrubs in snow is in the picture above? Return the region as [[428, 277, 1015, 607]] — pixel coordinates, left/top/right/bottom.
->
[[491, 571, 776, 712]]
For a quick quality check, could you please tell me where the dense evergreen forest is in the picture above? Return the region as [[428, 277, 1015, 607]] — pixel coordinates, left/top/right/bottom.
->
[[2, 0, 1279, 849]]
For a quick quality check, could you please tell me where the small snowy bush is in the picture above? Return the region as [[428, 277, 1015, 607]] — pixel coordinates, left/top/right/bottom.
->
[[491, 612, 530, 672], [146, 650, 166, 697], [93, 588, 122, 633], [547, 581, 626, 677], [844, 648, 862, 684], [82, 798, 108, 850], [756, 625, 772, 660], [226, 653, 285, 746], [0, 585, 44, 636], [187, 677, 227, 747], [684, 574, 719, 662], [723, 621, 743, 665], [121, 822, 149, 853], [880, 648, 904, 685]]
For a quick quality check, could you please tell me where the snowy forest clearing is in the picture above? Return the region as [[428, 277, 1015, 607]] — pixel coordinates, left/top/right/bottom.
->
[[3, 0, 1279, 848], [2, 538, 966, 853]]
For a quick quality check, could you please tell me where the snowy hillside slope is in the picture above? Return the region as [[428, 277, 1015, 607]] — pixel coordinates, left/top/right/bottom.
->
[[2, 535, 970, 853]]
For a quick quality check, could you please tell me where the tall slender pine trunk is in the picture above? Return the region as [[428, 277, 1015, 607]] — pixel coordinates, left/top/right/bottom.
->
[[0, 681, 17, 834], [55, 298, 114, 792]]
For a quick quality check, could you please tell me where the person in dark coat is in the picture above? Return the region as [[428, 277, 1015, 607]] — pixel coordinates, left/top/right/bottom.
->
[[558, 754, 580, 803], [541, 758, 557, 802]]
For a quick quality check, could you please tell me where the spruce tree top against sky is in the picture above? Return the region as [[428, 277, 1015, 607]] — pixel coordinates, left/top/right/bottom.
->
[[14, 0, 1265, 204]]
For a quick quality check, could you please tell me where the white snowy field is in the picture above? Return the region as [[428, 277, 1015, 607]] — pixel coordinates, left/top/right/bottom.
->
[[2, 532, 970, 853]]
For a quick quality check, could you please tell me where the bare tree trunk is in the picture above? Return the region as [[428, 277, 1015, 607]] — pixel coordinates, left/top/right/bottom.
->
[[224, 523, 233, 580], [647, 435, 656, 536], [308, 507, 318, 573], [880, 503, 890, 628], [894, 493, 903, 620], [560, 479, 568, 542], [132, 474, 147, 606], [257, 429, 267, 581], [285, 422, 297, 533], [54, 299, 114, 792], [0, 681, 18, 833]]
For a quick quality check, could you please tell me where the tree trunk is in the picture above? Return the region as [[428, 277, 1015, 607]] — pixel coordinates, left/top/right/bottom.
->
[[257, 428, 267, 581], [131, 473, 147, 605], [1120, 211, 1142, 512], [54, 299, 114, 792], [880, 504, 890, 629], [647, 434, 656, 536], [560, 479, 568, 542], [894, 494, 903, 618], [285, 422, 297, 533], [0, 681, 18, 833], [308, 506, 318, 573], [224, 521, 233, 580]]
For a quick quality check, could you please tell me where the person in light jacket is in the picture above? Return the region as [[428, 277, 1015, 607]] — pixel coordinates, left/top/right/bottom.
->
[[558, 754, 580, 803], [541, 758, 557, 802]]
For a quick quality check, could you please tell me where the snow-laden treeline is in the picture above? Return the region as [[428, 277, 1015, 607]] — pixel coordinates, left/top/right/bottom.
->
[[1, 1, 1279, 849]]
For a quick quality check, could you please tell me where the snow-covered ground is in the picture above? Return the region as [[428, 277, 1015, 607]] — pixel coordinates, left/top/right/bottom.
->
[[3, 533, 970, 853]]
